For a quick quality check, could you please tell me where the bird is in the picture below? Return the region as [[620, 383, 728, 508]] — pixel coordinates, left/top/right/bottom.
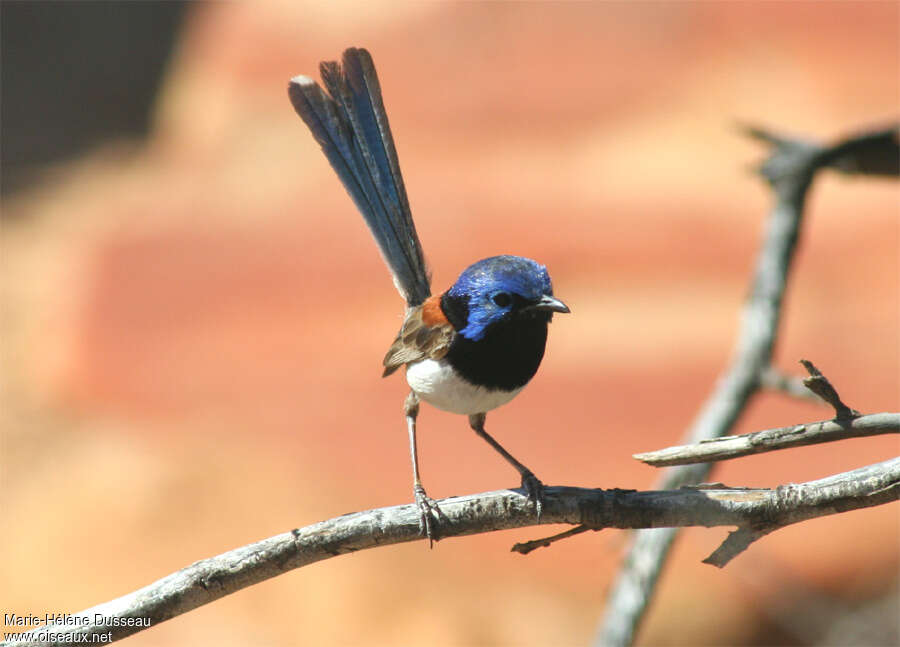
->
[[287, 48, 569, 542]]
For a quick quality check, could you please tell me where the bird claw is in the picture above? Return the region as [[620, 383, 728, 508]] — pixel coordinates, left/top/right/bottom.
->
[[414, 484, 441, 546], [521, 471, 545, 519]]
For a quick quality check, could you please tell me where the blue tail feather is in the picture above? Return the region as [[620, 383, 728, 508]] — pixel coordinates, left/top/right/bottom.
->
[[288, 48, 431, 307]]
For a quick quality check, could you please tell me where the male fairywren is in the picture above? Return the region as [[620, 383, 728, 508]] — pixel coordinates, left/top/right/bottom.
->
[[288, 48, 569, 542]]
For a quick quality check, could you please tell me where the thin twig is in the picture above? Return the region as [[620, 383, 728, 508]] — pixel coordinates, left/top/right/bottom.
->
[[633, 412, 899, 466], [511, 525, 593, 554], [799, 359, 860, 419], [9, 459, 898, 647]]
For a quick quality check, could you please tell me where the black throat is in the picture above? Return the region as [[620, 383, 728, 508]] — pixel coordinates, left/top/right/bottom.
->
[[440, 293, 551, 391]]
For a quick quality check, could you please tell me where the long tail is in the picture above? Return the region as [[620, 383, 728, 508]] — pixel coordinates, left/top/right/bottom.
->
[[288, 48, 431, 307]]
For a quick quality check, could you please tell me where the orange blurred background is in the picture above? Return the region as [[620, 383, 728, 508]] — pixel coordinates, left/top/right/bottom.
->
[[3, 2, 898, 645]]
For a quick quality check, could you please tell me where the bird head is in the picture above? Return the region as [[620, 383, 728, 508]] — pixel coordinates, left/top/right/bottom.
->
[[441, 255, 569, 341]]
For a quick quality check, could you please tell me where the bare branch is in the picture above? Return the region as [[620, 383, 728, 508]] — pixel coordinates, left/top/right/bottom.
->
[[701, 457, 900, 567], [595, 123, 897, 647], [702, 526, 774, 568], [634, 412, 899, 466], [9, 459, 897, 647], [511, 524, 593, 554], [817, 125, 899, 177], [799, 359, 860, 419]]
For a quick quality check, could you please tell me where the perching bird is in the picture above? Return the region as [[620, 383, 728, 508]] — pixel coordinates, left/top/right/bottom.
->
[[288, 48, 569, 542]]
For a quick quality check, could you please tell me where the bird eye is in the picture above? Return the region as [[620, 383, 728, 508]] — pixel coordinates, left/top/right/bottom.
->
[[491, 292, 512, 307]]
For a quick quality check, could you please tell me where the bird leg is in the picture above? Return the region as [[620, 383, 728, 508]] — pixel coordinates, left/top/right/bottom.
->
[[405, 391, 441, 545], [468, 412, 545, 518]]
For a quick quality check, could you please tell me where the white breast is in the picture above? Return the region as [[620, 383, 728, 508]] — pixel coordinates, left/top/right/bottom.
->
[[405, 358, 523, 415]]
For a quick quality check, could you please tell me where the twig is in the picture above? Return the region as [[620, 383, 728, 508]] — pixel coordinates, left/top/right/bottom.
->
[[511, 525, 593, 555], [815, 125, 899, 177], [633, 412, 899, 466], [595, 123, 898, 647], [8, 459, 898, 646], [799, 359, 860, 419]]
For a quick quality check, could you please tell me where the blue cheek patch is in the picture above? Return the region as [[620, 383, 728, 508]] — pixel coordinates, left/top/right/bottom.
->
[[458, 301, 504, 341]]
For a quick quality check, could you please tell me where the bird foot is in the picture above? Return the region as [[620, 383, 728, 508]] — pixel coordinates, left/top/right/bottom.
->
[[413, 483, 442, 546], [521, 470, 545, 520]]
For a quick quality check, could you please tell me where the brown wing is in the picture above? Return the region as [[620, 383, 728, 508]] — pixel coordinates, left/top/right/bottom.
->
[[382, 302, 455, 377]]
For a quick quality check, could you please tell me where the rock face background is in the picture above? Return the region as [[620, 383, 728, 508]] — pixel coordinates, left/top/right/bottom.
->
[[3, 3, 897, 645]]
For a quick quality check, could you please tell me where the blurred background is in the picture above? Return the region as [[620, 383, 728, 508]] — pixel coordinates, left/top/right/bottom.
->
[[2, 2, 897, 645]]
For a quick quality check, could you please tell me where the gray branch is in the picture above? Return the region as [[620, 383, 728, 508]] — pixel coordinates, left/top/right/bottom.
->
[[594, 123, 899, 647], [634, 412, 899, 466], [6, 459, 897, 647]]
